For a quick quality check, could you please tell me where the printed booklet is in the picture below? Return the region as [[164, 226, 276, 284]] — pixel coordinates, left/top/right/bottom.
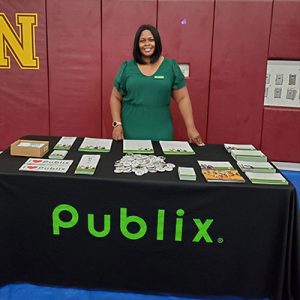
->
[[201, 169, 245, 183], [75, 155, 101, 175], [48, 150, 68, 160], [54, 137, 77, 150], [79, 138, 112, 152], [123, 140, 154, 154], [159, 141, 195, 155]]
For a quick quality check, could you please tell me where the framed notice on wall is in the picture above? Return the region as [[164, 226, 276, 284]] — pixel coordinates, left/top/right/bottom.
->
[[264, 60, 300, 108]]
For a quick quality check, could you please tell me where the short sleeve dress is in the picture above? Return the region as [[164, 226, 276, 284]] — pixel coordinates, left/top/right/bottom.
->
[[113, 58, 185, 141]]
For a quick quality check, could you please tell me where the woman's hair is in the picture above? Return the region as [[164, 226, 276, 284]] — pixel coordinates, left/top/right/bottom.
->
[[133, 24, 162, 64]]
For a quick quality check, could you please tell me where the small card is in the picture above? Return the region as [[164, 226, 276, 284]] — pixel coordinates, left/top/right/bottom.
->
[[48, 150, 68, 160], [159, 141, 195, 155], [79, 138, 112, 152], [178, 167, 196, 181], [123, 140, 154, 154], [75, 155, 101, 175], [54, 137, 77, 150], [197, 160, 234, 170]]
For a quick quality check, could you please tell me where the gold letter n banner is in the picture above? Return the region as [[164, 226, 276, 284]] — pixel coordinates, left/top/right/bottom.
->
[[0, 13, 39, 69]]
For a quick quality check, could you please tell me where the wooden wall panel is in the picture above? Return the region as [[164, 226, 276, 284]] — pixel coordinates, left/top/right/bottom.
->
[[47, 0, 101, 137], [207, 0, 272, 147], [158, 0, 214, 142], [0, 0, 49, 150]]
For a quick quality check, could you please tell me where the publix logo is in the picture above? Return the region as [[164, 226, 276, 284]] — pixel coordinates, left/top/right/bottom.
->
[[52, 204, 222, 243]]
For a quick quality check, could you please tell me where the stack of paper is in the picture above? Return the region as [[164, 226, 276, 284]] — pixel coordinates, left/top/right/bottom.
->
[[245, 172, 288, 185], [54, 137, 77, 150], [79, 138, 112, 153], [224, 143, 256, 153], [197, 160, 234, 170], [159, 141, 195, 155], [123, 140, 154, 154], [237, 161, 276, 173], [231, 150, 267, 162], [178, 167, 196, 181], [48, 150, 68, 160], [19, 158, 73, 173]]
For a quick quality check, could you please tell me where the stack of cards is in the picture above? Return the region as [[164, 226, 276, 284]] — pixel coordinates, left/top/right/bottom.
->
[[237, 161, 276, 173], [224, 143, 256, 153], [178, 167, 196, 181], [48, 150, 68, 160], [231, 150, 267, 162]]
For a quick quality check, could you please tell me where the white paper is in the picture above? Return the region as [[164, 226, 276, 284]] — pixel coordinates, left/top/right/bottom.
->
[[18, 142, 44, 148], [159, 141, 195, 155], [79, 138, 112, 152], [245, 172, 288, 185], [224, 143, 256, 153], [123, 140, 154, 154]]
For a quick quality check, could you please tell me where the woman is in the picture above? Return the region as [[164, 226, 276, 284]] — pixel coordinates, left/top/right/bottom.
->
[[110, 24, 204, 145]]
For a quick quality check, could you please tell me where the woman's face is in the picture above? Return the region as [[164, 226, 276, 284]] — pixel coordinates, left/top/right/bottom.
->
[[139, 30, 155, 59]]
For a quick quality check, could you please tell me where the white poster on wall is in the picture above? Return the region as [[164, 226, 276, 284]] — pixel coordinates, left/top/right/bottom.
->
[[264, 60, 300, 108]]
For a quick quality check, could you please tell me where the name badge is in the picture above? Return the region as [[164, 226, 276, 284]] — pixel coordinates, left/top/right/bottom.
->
[[154, 75, 165, 79]]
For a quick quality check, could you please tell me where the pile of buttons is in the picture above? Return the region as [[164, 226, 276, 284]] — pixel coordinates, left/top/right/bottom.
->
[[114, 154, 176, 176]]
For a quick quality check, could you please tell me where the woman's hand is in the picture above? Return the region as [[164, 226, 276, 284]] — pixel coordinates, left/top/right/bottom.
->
[[112, 126, 124, 141], [187, 127, 205, 146]]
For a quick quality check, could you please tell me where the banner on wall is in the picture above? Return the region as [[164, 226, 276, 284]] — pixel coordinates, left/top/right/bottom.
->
[[0, 13, 39, 69]]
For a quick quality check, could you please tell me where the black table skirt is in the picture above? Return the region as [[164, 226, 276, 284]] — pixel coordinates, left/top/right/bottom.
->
[[0, 136, 299, 300]]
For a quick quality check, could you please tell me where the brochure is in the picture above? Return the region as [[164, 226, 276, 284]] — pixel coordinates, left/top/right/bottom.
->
[[54, 137, 77, 150], [224, 143, 256, 153], [201, 169, 245, 183], [197, 160, 234, 170], [245, 172, 288, 185], [178, 167, 196, 181], [123, 140, 154, 154], [48, 150, 68, 160], [231, 150, 267, 162], [79, 138, 112, 153], [75, 155, 101, 175], [237, 161, 276, 173], [159, 141, 195, 155], [19, 158, 73, 173]]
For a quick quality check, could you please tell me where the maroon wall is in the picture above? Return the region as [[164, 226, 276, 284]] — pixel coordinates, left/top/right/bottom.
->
[[0, 0, 49, 146], [0, 0, 299, 162]]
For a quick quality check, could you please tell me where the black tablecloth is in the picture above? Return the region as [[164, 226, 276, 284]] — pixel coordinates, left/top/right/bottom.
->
[[0, 136, 299, 300]]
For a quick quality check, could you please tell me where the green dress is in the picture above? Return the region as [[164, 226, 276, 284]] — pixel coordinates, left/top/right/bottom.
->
[[113, 58, 186, 141]]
